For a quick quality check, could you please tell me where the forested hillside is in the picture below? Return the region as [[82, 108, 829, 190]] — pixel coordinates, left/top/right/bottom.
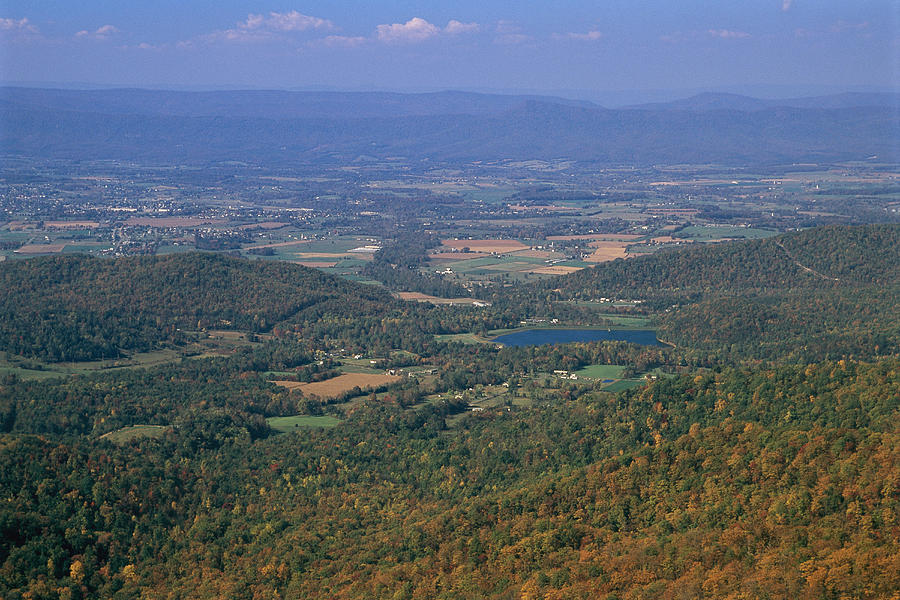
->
[[528, 224, 900, 362], [0, 253, 448, 361], [1, 224, 897, 599], [548, 224, 900, 299], [1, 358, 896, 598]]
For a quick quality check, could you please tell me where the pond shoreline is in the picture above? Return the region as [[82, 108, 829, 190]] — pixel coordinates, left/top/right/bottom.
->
[[491, 328, 662, 347]]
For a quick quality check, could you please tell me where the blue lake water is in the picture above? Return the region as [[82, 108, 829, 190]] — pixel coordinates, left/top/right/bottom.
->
[[492, 328, 662, 347]]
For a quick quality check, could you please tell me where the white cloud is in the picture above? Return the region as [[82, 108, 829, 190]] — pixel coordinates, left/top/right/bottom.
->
[[200, 11, 332, 43], [555, 30, 603, 41], [708, 29, 751, 39], [445, 20, 479, 35], [308, 18, 477, 48], [782, 0, 793, 12], [311, 35, 367, 48], [376, 17, 439, 43], [76, 24, 119, 40], [0, 17, 37, 33], [240, 10, 332, 32]]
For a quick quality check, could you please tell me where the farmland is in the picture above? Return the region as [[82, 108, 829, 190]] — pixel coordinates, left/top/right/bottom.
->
[[441, 239, 529, 253], [2, 157, 896, 296], [266, 415, 342, 431], [395, 292, 486, 305], [574, 364, 628, 380], [584, 241, 630, 262], [273, 373, 401, 399]]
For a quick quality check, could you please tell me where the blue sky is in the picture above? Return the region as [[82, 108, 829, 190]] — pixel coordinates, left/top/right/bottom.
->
[[1, 1, 897, 101]]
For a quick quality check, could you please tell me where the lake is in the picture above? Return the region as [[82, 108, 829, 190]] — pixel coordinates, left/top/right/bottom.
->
[[492, 328, 662, 347]]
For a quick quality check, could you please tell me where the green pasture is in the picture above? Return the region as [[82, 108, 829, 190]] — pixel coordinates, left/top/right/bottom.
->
[[601, 379, 646, 392], [338, 361, 384, 374], [596, 314, 654, 327], [674, 225, 778, 241], [267, 415, 342, 432], [575, 364, 627, 380], [434, 333, 493, 345], [0, 348, 188, 380]]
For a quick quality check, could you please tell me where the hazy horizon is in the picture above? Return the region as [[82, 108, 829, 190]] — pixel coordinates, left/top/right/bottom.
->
[[2, 1, 897, 102], [1, 80, 896, 109]]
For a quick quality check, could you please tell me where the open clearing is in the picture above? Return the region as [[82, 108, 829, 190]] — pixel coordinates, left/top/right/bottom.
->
[[395, 292, 484, 305], [429, 252, 491, 261], [273, 372, 400, 399], [575, 364, 628, 380], [100, 425, 171, 444], [547, 234, 641, 241], [43, 221, 100, 229], [295, 261, 337, 268], [15, 244, 66, 254], [125, 217, 224, 227], [434, 333, 494, 345], [585, 242, 629, 262], [674, 226, 778, 241], [246, 239, 312, 250], [508, 249, 564, 259], [529, 265, 584, 275], [602, 379, 646, 392], [267, 415, 341, 431], [442, 239, 529, 253]]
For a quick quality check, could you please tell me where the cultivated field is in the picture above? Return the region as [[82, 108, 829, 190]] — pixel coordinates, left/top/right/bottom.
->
[[43, 221, 100, 229], [585, 241, 630, 262], [125, 217, 224, 227], [396, 292, 483, 305], [674, 226, 779, 241], [266, 415, 341, 431], [428, 251, 491, 261], [246, 239, 312, 250], [547, 234, 641, 241], [574, 364, 627, 380], [529, 265, 583, 275], [508, 249, 564, 259], [295, 261, 338, 268], [442, 239, 529, 253], [15, 244, 66, 254], [273, 373, 400, 399]]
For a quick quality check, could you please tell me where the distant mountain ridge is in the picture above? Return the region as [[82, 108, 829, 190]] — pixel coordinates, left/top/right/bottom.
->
[[625, 91, 900, 111], [2, 87, 897, 166], [0, 87, 598, 119]]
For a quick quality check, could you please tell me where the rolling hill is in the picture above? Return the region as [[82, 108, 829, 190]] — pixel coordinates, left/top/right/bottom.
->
[[0, 253, 397, 361], [539, 224, 900, 361]]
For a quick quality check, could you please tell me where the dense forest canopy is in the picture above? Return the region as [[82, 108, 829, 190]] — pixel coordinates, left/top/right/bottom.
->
[[542, 224, 900, 298], [0, 253, 464, 361], [516, 224, 900, 363], [1, 223, 897, 599]]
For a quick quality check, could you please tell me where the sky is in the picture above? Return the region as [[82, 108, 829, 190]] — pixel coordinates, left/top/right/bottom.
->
[[1, 1, 897, 102]]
